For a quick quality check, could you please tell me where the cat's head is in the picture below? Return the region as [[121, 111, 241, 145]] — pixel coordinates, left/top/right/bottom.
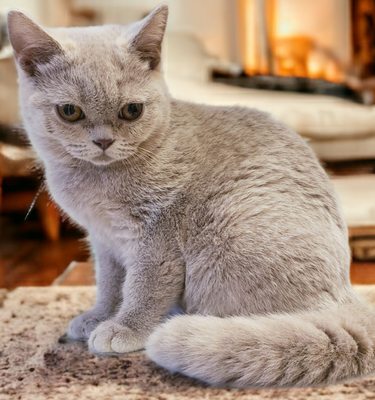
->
[[7, 5, 170, 166]]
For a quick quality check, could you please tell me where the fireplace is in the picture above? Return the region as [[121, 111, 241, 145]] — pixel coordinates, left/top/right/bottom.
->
[[214, 0, 375, 104]]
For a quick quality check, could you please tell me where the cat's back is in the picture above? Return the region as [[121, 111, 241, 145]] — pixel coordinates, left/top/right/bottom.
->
[[170, 99, 332, 200], [171, 101, 351, 315], [171, 99, 314, 162], [171, 98, 348, 259]]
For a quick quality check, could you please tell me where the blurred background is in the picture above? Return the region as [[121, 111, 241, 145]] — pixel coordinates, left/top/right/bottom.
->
[[1, 0, 375, 288]]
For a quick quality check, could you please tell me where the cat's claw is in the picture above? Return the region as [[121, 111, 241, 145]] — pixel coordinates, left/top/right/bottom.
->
[[88, 320, 146, 354], [67, 310, 106, 341]]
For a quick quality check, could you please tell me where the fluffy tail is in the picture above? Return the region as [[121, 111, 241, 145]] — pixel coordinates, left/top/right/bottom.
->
[[146, 299, 375, 387]]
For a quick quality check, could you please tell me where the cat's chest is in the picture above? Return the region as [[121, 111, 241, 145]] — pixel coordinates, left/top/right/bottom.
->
[[46, 169, 142, 241], [83, 198, 141, 241]]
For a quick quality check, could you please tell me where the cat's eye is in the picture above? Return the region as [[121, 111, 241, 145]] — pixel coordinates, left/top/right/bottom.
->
[[119, 103, 143, 121], [56, 104, 84, 122]]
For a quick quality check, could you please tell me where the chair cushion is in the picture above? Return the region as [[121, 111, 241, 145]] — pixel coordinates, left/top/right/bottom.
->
[[167, 77, 375, 161], [332, 174, 375, 227]]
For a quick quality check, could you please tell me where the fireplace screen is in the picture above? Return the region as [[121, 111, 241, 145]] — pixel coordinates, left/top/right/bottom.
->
[[218, 0, 375, 103]]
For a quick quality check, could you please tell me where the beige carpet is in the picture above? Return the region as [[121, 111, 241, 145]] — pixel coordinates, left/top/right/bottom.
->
[[2, 287, 375, 400]]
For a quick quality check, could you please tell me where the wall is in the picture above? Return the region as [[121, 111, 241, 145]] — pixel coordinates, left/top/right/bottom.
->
[[0, 0, 43, 21], [0, 0, 79, 26], [276, 0, 351, 65], [75, 0, 240, 62]]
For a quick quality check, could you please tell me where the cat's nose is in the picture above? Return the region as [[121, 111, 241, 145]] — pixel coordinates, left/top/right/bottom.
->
[[92, 139, 115, 151]]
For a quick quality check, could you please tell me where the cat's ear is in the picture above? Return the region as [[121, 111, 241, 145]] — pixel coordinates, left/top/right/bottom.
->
[[129, 5, 168, 70], [7, 11, 63, 76]]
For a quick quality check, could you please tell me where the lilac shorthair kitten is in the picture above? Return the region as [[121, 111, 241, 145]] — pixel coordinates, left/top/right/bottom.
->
[[8, 5, 375, 388]]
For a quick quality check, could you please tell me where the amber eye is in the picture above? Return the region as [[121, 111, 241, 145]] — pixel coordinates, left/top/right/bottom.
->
[[56, 104, 84, 122], [119, 103, 143, 121]]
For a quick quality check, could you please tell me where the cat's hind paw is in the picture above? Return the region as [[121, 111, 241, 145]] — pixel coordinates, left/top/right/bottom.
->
[[67, 310, 107, 341], [88, 320, 146, 354]]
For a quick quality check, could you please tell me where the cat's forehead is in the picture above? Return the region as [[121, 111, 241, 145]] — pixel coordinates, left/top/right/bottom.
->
[[37, 25, 151, 100], [49, 25, 134, 61]]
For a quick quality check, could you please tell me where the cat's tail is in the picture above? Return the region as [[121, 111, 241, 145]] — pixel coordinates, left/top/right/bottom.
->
[[146, 297, 375, 387]]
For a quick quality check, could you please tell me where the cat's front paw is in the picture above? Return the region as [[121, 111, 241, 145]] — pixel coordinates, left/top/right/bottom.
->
[[88, 320, 146, 354], [67, 309, 108, 341]]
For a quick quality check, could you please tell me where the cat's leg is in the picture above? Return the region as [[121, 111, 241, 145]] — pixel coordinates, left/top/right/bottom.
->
[[67, 239, 124, 341], [88, 246, 184, 354]]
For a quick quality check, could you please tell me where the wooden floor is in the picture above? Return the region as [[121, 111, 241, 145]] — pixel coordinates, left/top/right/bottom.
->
[[0, 213, 88, 289], [1, 212, 375, 289], [351, 262, 375, 284]]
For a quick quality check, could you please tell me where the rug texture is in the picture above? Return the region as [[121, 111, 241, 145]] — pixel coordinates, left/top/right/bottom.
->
[[2, 286, 375, 400]]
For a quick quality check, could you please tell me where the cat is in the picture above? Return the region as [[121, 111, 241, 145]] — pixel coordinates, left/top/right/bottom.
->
[[8, 5, 375, 388]]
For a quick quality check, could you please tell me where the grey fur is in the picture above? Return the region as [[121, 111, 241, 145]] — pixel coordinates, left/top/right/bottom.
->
[[8, 5, 375, 388]]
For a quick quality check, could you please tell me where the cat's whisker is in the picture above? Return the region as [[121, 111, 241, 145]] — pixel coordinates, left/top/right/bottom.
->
[[138, 147, 156, 157], [133, 151, 160, 169]]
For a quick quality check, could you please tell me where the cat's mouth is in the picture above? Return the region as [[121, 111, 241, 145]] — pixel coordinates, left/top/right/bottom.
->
[[90, 153, 116, 166]]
